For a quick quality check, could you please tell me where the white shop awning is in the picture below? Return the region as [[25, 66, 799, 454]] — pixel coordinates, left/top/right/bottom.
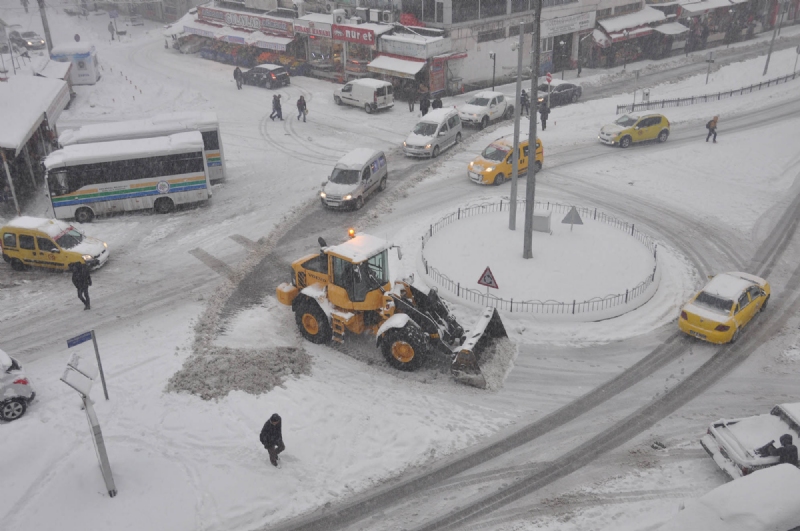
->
[[653, 22, 690, 35], [367, 55, 427, 79]]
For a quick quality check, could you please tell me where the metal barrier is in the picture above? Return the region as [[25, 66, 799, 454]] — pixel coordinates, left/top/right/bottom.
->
[[421, 200, 659, 315], [615, 71, 799, 114]]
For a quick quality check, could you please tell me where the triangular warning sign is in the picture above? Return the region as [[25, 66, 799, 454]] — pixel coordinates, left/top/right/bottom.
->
[[561, 206, 583, 225], [477, 267, 499, 289]]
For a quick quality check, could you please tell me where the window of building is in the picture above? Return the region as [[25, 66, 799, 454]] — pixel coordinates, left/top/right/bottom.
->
[[512, 0, 531, 13], [481, 0, 507, 18], [422, 0, 435, 22], [436, 2, 443, 22], [508, 22, 535, 36], [477, 28, 506, 42], [402, 0, 422, 20], [542, 0, 578, 8], [596, 7, 613, 19], [541, 37, 554, 52], [452, 0, 479, 22], [615, 2, 641, 15]]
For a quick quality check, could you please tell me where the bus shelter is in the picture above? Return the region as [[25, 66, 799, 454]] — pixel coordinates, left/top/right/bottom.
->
[[0, 75, 70, 216]]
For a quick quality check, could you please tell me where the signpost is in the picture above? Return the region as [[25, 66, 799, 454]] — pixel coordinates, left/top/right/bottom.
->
[[545, 72, 552, 108], [477, 266, 499, 300], [562, 206, 584, 232], [67, 330, 109, 400], [795, 45, 800, 74], [705, 52, 715, 84]]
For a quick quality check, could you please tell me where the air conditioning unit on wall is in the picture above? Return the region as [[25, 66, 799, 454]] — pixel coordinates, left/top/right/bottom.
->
[[355, 7, 369, 21], [332, 8, 347, 24], [324, 0, 337, 13], [349, 16, 363, 24], [381, 10, 395, 23]]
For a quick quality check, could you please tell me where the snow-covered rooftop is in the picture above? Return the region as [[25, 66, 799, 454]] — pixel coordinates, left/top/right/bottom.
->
[[3, 216, 73, 238], [599, 6, 666, 33], [45, 131, 204, 168], [654, 22, 690, 35], [50, 42, 95, 56], [0, 75, 70, 153], [380, 33, 445, 44], [59, 111, 219, 146], [335, 148, 381, 169], [327, 234, 391, 263], [35, 59, 72, 80], [368, 55, 426, 77], [297, 13, 333, 24]]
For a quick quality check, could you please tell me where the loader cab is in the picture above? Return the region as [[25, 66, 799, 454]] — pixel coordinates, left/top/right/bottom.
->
[[325, 234, 392, 310]]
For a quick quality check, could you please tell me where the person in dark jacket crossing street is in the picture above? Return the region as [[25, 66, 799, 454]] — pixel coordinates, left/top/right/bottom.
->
[[539, 103, 550, 130], [71, 261, 92, 310], [234, 67, 243, 90], [260, 413, 285, 467], [270, 95, 283, 121]]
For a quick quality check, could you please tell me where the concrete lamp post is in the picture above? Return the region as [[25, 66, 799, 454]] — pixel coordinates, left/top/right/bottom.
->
[[489, 51, 496, 90], [559, 41, 566, 79], [622, 30, 629, 71]]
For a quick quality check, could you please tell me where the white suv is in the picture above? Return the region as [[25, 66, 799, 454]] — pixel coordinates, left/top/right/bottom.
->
[[1, 349, 35, 422], [457, 91, 513, 129]]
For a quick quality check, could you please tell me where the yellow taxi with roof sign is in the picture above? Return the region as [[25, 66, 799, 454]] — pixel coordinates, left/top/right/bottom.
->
[[678, 272, 770, 344], [467, 134, 543, 186]]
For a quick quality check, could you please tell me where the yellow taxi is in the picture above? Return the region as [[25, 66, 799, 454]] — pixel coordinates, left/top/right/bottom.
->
[[467, 135, 543, 186], [679, 272, 770, 344], [598, 113, 670, 148]]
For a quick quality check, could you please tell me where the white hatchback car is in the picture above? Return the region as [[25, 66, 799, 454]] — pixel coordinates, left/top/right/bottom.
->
[[457, 91, 513, 129], [1, 348, 36, 422]]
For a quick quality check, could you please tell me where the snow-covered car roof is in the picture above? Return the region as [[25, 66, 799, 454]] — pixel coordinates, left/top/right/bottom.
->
[[335, 148, 381, 170], [3, 216, 74, 238], [0, 348, 12, 371], [471, 91, 504, 100], [327, 234, 391, 264], [253, 64, 286, 71], [418, 108, 456, 124], [347, 78, 391, 88], [702, 272, 764, 299], [658, 464, 800, 531]]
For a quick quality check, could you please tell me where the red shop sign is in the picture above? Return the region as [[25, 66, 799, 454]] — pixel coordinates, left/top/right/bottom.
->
[[332, 24, 375, 45]]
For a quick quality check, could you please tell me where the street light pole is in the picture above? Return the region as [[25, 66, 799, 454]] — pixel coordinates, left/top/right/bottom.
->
[[622, 30, 629, 71], [524, 0, 543, 260], [763, 7, 785, 76], [509, 23, 524, 231], [36, 0, 54, 55], [489, 52, 496, 90], [559, 40, 566, 79]]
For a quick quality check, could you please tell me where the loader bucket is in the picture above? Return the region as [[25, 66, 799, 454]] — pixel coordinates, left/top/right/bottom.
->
[[451, 308, 508, 389]]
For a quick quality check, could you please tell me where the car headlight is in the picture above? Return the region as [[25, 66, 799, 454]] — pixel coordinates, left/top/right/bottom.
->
[[425, 144, 432, 149], [343, 194, 352, 201], [485, 167, 494, 172], [472, 114, 478, 118], [103, 242, 108, 248], [468, 162, 474, 169], [320, 191, 326, 198], [403, 141, 407, 147], [82, 254, 92, 261]]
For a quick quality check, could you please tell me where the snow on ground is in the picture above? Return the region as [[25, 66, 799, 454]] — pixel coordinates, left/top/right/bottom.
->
[[1, 2, 800, 530]]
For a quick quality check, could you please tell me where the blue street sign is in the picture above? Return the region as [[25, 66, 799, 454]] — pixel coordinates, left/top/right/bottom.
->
[[67, 331, 93, 348], [109, 10, 119, 19]]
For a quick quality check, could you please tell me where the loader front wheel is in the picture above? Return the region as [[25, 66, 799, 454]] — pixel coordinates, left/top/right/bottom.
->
[[295, 301, 332, 344], [381, 325, 427, 371]]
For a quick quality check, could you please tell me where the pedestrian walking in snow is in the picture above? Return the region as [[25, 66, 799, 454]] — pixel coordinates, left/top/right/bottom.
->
[[539, 104, 550, 130], [234, 67, 243, 90], [260, 413, 285, 467], [705, 115, 718, 143], [407, 82, 416, 112], [520, 89, 530, 116], [108, 21, 116, 41], [431, 96, 442, 110], [71, 261, 92, 310], [297, 95, 307, 122], [270, 95, 283, 121], [21, 0, 29, 14], [420, 93, 431, 116]]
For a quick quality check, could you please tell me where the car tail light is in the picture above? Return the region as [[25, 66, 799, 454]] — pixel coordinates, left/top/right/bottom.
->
[[741, 466, 751, 476], [13, 378, 29, 385], [271, 73, 276, 79], [680, 311, 688, 320], [714, 324, 730, 331]]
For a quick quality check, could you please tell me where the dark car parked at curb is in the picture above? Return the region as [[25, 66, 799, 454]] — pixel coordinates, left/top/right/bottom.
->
[[536, 81, 582, 107], [242, 64, 291, 89], [8, 30, 46, 50]]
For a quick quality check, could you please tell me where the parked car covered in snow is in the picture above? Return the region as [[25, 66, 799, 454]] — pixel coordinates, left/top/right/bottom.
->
[[700, 403, 800, 479], [1, 349, 36, 422]]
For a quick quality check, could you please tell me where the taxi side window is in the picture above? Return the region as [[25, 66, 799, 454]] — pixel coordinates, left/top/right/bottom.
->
[[737, 293, 749, 311], [522, 145, 530, 158], [37, 237, 56, 252], [746, 285, 762, 300], [342, 84, 353, 93], [2, 233, 16, 248], [362, 166, 370, 181], [19, 234, 34, 250], [440, 122, 449, 134], [448, 115, 459, 128], [651, 117, 662, 126]]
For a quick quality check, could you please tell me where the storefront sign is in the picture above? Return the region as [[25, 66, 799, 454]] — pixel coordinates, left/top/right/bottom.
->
[[380, 36, 451, 60], [294, 20, 332, 38], [332, 24, 375, 45], [198, 6, 293, 37], [541, 11, 596, 38]]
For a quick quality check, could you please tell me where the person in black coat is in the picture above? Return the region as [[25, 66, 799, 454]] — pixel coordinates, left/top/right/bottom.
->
[[431, 96, 442, 110], [539, 104, 550, 130], [520, 89, 530, 116], [420, 94, 431, 116], [71, 261, 92, 310], [260, 413, 285, 467], [234, 67, 243, 90], [270, 95, 283, 121], [769, 434, 799, 466], [296, 95, 307, 122]]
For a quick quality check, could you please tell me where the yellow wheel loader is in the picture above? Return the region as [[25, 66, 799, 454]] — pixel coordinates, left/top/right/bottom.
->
[[275, 232, 508, 388]]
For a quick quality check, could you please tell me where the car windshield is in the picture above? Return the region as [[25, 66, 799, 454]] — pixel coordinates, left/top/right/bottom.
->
[[481, 144, 510, 161], [22, 32, 38, 38], [466, 97, 490, 106], [54, 228, 84, 248], [694, 291, 734, 314], [329, 168, 360, 185], [614, 115, 638, 127], [412, 122, 438, 136]]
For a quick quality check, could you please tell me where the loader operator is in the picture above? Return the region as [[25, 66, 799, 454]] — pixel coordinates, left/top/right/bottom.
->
[[769, 434, 798, 466]]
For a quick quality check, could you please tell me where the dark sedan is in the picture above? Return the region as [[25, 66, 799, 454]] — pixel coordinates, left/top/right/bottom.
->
[[536, 82, 582, 107], [9, 30, 46, 50], [242, 64, 291, 89]]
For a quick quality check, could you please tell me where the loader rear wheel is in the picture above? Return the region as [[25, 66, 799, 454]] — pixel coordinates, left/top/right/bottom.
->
[[295, 301, 332, 344], [381, 325, 427, 371]]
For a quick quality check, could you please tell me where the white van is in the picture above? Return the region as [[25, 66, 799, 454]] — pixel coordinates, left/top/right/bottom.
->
[[403, 108, 462, 158], [333, 79, 394, 114], [320, 148, 388, 210]]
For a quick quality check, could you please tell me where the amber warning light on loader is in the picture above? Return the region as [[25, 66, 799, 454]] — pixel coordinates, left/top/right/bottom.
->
[[348, 228, 356, 239]]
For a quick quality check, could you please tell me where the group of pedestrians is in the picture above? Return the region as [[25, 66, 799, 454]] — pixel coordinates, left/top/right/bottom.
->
[[518, 89, 550, 129], [235, 68, 309, 123]]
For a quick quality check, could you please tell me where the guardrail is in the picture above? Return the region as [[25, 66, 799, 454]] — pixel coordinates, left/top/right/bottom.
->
[[420, 200, 659, 316], [615, 71, 799, 114]]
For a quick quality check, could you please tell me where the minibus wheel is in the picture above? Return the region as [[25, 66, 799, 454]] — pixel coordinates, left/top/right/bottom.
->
[[75, 208, 94, 223], [154, 197, 174, 214]]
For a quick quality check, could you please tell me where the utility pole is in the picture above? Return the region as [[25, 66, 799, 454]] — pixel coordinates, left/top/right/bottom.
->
[[763, 6, 784, 76], [36, 0, 54, 55], [524, 0, 543, 260], [509, 22, 524, 231], [705, 51, 714, 84]]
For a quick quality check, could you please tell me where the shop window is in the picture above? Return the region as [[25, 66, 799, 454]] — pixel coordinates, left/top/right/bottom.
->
[[541, 37, 554, 52], [542, 0, 578, 7], [509, 22, 535, 36], [402, 0, 422, 20], [422, 0, 435, 22], [477, 28, 506, 42], [452, 0, 479, 23], [436, 2, 443, 22], [596, 7, 613, 20], [512, 0, 531, 13], [481, 0, 507, 18], [615, 2, 641, 15]]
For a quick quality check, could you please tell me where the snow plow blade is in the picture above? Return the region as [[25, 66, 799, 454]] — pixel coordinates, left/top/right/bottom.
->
[[451, 308, 508, 389]]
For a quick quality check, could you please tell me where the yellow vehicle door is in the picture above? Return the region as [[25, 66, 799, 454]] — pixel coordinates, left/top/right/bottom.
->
[[36, 236, 66, 269], [17, 233, 36, 267], [634, 117, 652, 141], [518, 144, 528, 173], [732, 292, 754, 330], [746, 285, 767, 312]]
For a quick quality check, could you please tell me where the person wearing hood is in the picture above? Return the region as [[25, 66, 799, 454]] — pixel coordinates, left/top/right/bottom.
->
[[260, 413, 285, 467], [70, 261, 92, 310], [234, 67, 243, 90], [769, 434, 799, 466], [706, 115, 718, 143], [270, 95, 283, 121]]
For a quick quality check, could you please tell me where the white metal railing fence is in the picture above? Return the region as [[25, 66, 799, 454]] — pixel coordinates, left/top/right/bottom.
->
[[420, 200, 659, 315]]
